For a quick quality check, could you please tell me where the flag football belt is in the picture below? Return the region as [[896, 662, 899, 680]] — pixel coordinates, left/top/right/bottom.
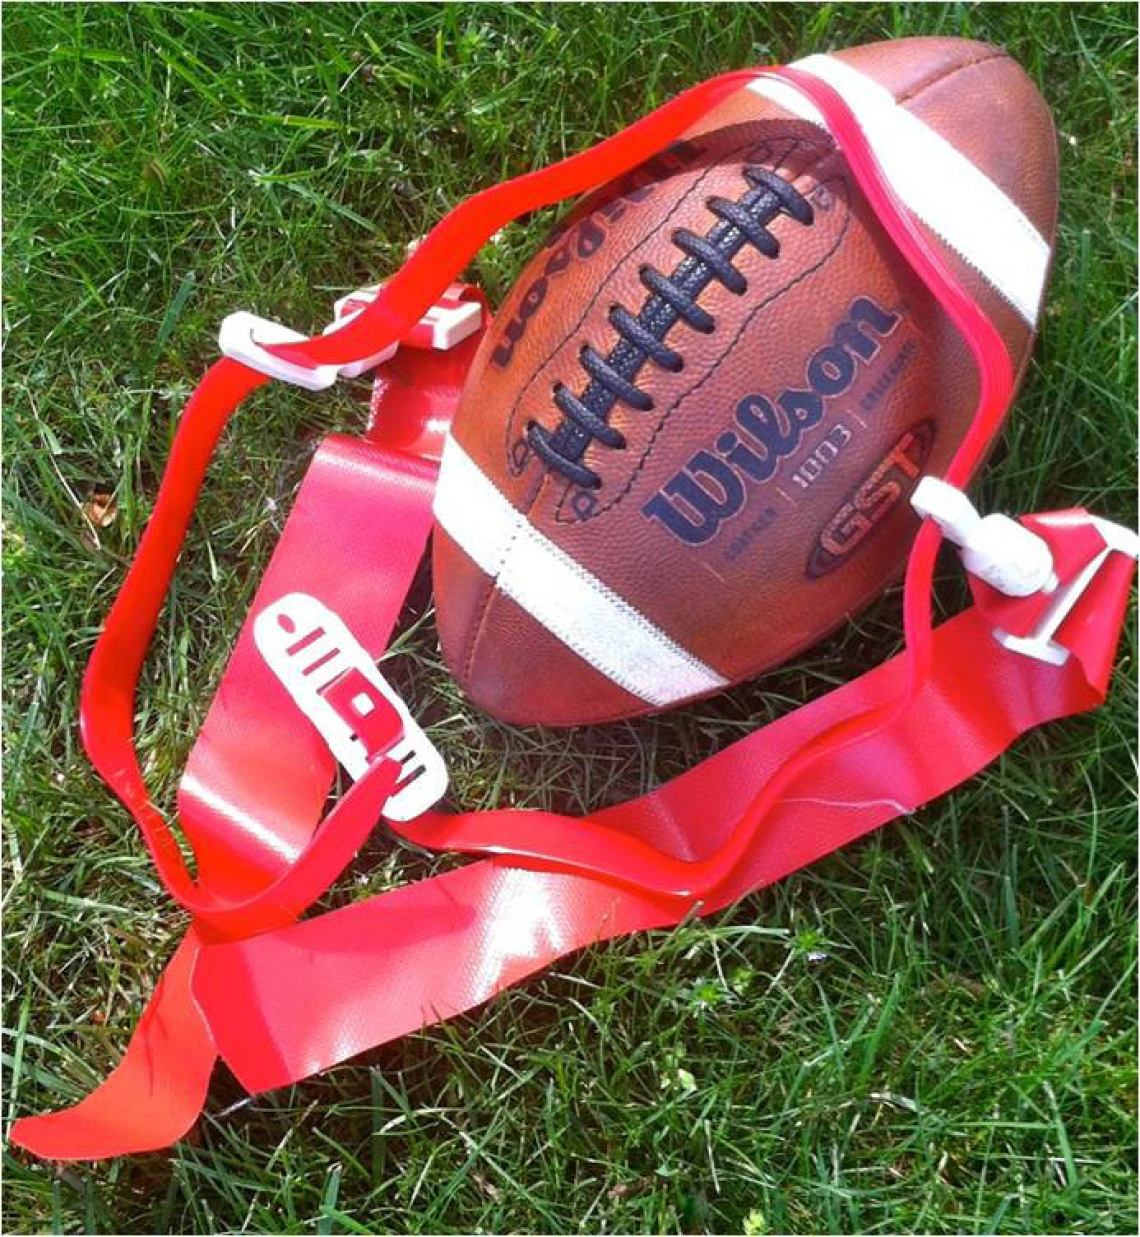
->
[[12, 66, 1136, 1161]]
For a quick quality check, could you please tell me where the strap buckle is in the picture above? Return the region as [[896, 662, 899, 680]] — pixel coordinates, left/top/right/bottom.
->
[[913, 478, 1139, 666], [253, 593, 448, 820], [219, 283, 483, 387], [325, 281, 483, 378], [993, 517, 1139, 666], [218, 312, 342, 391], [912, 476, 1056, 596]]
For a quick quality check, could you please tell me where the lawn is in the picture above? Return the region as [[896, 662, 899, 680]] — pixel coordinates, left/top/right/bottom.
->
[[2, 2, 1136, 1233]]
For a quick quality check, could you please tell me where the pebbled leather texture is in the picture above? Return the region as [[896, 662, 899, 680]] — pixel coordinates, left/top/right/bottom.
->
[[434, 36, 1059, 726]]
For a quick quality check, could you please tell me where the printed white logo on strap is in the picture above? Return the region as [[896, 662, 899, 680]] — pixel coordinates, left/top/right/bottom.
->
[[254, 593, 447, 821]]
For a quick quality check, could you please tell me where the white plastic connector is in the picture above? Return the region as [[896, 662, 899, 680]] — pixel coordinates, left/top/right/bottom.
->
[[994, 516, 1140, 665], [911, 476, 1056, 597], [254, 592, 448, 821], [321, 310, 399, 379], [221, 281, 482, 389], [219, 312, 341, 391], [419, 298, 483, 349], [319, 285, 482, 380]]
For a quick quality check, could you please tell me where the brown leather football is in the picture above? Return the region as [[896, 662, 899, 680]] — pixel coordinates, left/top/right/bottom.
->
[[432, 36, 1058, 726]]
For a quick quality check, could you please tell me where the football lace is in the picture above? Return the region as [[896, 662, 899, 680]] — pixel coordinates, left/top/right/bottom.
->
[[527, 166, 815, 492]]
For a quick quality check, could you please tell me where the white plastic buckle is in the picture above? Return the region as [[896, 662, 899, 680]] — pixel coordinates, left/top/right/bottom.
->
[[321, 291, 399, 380], [221, 284, 482, 387], [912, 477, 1139, 667], [411, 293, 483, 349], [322, 282, 483, 379], [253, 593, 448, 821], [911, 476, 1056, 597], [219, 312, 341, 391], [992, 517, 1139, 666]]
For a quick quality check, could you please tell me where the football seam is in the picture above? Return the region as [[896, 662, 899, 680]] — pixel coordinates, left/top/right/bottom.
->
[[892, 47, 1010, 106], [499, 128, 819, 471], [885, 52, 1054, 310], [896, 46, 1059, 247], [553, 151, 847, 524]]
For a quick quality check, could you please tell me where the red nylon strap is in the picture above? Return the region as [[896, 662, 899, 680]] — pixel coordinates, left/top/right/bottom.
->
[[10, 67, 1136, 1160], [176, 437, 438, 929], [12, 531, 1133, 1158], [266, 70, 762, 372], [200, 577, 1134, 1096], [80, 62, 1015, 918], [66, 67, 764, 933]]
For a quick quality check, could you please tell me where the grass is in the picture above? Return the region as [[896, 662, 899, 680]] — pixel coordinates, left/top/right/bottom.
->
[[2, 2, 1136, 1232]]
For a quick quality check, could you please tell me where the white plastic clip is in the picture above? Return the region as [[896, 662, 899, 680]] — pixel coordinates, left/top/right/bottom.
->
[[321, 282, 483, 379], [321, 291, 399, 380], [219, 312, 341, 391], [222, 284, 483, 386], [254, 593, 448, 821], [911, 476, 1056, 597], [414, 296, 483, 350], [993, 517, 1140, 666]]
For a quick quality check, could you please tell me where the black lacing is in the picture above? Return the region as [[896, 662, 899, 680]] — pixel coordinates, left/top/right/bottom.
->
[[527, 166, 815, 491]]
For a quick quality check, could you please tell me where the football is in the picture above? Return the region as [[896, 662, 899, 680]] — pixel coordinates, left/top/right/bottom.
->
[[432, 36, 1059, 726]]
